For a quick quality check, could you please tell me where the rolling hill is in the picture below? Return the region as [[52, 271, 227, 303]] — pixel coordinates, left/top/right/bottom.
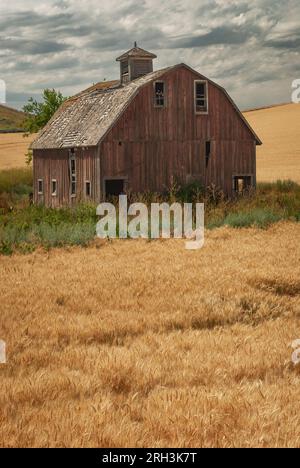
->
[[0, 104, 25, 131], [243, 103, 300, 183]]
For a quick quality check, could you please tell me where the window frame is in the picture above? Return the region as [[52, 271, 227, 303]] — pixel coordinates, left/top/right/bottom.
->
[[154, 80, 166, 108], [194, 80, 209, 115], [232, 174, 253, 195], [69, 151, 76, 198], [85, 180, 91, 197], [205, 141, 211, 168], [51, 179, 57, 197], [38, 179, 43, 195]]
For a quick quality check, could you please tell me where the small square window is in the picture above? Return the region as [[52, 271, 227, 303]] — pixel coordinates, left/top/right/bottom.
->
[[52, 179, 57, 196], [86, 181, 91, 197], [38, 179, 43, 195]]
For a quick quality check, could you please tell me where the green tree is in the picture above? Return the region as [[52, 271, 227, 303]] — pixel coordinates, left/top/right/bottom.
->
[[23, 88, 67, 165], [23, 88, 67, 134]]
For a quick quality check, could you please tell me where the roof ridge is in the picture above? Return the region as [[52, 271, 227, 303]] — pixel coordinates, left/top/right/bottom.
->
[[31, 63, 261, 150]]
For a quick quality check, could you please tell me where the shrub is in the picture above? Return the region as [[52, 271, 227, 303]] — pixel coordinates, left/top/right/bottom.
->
[[224, 209, 281, 228]]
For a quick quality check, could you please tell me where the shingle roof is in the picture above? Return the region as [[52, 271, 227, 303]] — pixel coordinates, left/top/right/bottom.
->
[[116, 46, 157, 61], [31, 63, 261, 150], [31, 67, 174, 150]]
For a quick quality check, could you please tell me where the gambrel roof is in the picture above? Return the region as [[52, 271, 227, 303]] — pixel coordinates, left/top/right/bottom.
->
[[31, 64, 262, 150]]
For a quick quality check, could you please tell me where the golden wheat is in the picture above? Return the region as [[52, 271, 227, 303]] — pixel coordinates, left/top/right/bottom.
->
[[0, 133, 36, 170], [244, 103, 300, 183], [0, 222, 299, 447]]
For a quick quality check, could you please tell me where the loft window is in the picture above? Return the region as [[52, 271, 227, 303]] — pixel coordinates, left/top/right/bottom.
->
[[205, 141, 211, 167], [38, 179, 43, 195], [69, 153, 76, 197], [195, 80, 208, 114], [121, 61, 129, 83], [154, 81, 165, 107], [85, 181, 91, 197], [51, 179, 57, 196], [233, 176, 252, 194], [121, 61, 129, 75]]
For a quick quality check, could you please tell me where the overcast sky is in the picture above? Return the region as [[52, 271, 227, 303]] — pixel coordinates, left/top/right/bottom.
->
[[1, 0, 300, 110]]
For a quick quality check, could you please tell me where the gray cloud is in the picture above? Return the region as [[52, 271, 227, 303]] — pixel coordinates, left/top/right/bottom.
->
[[172, 26, 258, 48], [0, 0, 299, 110], [1, 37, 69, 55]]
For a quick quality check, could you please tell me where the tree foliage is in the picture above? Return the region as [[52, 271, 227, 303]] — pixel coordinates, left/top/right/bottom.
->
[[23, 88, 67, 134]]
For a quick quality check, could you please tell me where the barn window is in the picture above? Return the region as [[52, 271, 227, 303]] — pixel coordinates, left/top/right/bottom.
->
[[233, 175, 252, 194], [154, 81, 165, 107], [38, 179, 43, 195], [51, 179, 57, 196], [85, 181, 91, 197], [121, 61, 129, 84], [69, 153, 76, 196], [205, 141, 211, 167], [194, 80, 208, 114]]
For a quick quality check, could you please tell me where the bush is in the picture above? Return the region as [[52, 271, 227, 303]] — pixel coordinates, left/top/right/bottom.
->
[[224, 209, 281, 229]]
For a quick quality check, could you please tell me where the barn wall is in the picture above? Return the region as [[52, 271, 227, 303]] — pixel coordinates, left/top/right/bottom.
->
[[101, 66, 256, 196], [33, 147, 100, 207]]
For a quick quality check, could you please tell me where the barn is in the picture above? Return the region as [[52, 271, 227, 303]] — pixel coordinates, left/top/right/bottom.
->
[[31, 44, 262, 207]]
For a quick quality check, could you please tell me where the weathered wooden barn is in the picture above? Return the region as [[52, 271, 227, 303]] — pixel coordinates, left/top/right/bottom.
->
[[32, 45, 262, 207]]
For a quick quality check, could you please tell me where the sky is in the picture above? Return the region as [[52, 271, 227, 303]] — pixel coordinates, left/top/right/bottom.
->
[[0, 0, 300, 110]]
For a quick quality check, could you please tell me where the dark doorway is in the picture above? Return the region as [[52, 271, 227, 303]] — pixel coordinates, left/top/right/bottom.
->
[[105, 179, 125, 197]]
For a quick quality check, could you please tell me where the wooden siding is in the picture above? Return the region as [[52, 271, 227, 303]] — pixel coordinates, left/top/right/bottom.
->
[[33, 65, 257, 206], [100, 66, 256, 196], [33, 147, 100, 207]]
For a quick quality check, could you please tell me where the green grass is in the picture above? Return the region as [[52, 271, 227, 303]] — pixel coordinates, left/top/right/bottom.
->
[[0, 167, 32, 195], [0, 169, 299, 255]]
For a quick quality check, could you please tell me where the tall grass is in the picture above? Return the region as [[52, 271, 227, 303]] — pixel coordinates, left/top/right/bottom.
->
[[1, 168, 300, 255], [0, 167, 33, 195]]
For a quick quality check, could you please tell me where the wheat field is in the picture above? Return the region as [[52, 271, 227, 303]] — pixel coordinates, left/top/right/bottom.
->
[[0, 222, 299, 448], [244, 103, 300, 183], [0, 133, 36, 170]]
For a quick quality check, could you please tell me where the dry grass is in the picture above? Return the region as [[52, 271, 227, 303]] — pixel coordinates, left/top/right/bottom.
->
[[0, 133, 36, 170], [0, 104, 25, 131], [0, 222, 300, 448], [244, 103, 300, 183]]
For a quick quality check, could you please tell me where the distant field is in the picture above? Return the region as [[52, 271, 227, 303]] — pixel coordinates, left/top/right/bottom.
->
[[0, 133, 36, 169], [0, 104, 25, 131], [243, 103, 300, 183]]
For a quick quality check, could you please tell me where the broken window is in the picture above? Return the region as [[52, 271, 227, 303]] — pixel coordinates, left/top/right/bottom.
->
[[233, 176, 252, 194], [205, 141, 211, 167], [38, 179, 43, 195], [195, 80, 208, 113], [85, 181, 91, 197], [121, 61, 129, 83], [51, 179, 57, 196], [69, 152, 76, 196], [154, 81, 165, 107]]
